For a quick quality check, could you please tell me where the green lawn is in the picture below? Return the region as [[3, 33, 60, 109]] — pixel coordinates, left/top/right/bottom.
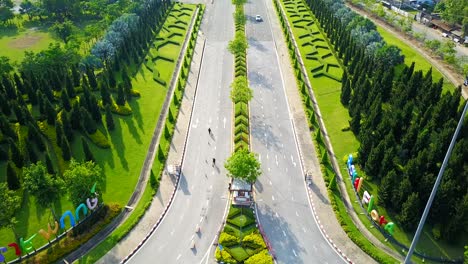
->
[[376, 26, 456, 93], [278, 0, 464, 262], [0, 3, 196, 262], [0, 26, 54, 62]]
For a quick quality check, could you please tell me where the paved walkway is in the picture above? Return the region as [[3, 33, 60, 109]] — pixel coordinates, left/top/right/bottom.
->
[[264, 0, 396, 262], [93, 32, 206, 263]]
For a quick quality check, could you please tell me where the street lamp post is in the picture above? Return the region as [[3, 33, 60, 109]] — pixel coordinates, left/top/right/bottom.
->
[[404, 101, 468, 263]]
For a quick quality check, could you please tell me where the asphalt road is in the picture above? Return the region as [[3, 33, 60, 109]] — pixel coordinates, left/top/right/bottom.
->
[[126, 0, 234, 263], [245, 0, 345, 263], [411, 22, 468, 59]]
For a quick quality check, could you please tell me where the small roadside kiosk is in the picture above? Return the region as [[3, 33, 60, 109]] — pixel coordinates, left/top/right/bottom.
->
[[230, 178, 253, 206]]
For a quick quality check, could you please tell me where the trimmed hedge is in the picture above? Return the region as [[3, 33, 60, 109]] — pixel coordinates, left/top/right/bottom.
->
[[242, 232, 266, 249], [219, 232, 239, 247], [215, 247, 237, 264]]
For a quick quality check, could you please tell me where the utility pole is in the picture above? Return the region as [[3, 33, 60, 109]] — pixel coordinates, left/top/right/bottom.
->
[[404, 101, 468, 263]]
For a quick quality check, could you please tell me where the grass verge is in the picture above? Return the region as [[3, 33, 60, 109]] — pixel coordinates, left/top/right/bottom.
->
[[274, 0, 464, 262], [76, 4, 204, 262]]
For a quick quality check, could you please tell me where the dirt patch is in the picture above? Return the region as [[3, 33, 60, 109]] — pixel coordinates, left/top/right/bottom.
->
[[8, 33, 43, 49]]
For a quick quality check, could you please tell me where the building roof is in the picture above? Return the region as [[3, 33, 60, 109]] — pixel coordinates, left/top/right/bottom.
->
[[451, 30, 462, 37], [431, 19, 455, 32], [231, 179, 252, 191]]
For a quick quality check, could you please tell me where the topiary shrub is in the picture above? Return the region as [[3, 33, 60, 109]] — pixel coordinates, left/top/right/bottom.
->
[[219, 232, 239, 247], [242, 232, 266, 249], [244, 249, 273, 264], [235, 116, 249, 127], [235, 124, 248, 135], [215, 247, 237, 264]]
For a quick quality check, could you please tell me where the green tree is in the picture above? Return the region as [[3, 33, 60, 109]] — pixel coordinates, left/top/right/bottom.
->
[[232, 0, 246, 4], [61, 135, 72, 161], [0, 183, 20, 236], [63, 159, 103, 206], [100, 82, 112, 106], [116, 83, 126, 106], [0, 0, 14, 19], [9, 140, 23, 168], [25, 140, 38, 164], [105, 105, 115, 131], [61, 112, 73, 141], [7, 162, 20, 190], [465, 245, 468, 264], [437, 40, 456, 58], [230, 76, 253, 103], [435, 0, 468, 25], [23, 162, 64, 210], [81, 137, 94, 162], [80, 107, 97, 134], [61, 89, 71, 111], [340, 75, 351, 106], [224, 149, 262, 183], [397, 192, 421, 231], [45, 98, 57, 125], [51, 20, 77, 43], [45, 151, 55, 174], [228, 31, 248, 55], [234, 7, 246, 26], [378, 170, 396, 207]]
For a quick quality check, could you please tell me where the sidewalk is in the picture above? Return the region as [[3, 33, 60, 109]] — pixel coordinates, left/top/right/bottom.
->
[[263, 0, 390, 263], [94, 32, 206, 263]]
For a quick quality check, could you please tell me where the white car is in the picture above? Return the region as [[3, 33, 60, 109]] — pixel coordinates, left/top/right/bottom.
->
[[255, 15, 262, 22]]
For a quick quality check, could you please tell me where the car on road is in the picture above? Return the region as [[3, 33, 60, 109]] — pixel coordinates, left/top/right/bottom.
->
[[255, 15, 262, 22]]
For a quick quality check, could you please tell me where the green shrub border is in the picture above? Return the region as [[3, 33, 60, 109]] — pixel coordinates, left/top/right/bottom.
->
[[24, 204, 122, 264], [272, 0, 399, 263]]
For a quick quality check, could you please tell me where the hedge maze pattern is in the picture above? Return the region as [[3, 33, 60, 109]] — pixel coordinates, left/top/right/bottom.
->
[[283, 0, 341, 82], [218, 207, 267, 262], [145, 4, 194, 86]]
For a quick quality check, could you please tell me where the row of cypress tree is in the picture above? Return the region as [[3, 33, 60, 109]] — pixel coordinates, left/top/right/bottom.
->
[[306, 0, 467, 240], [0, 0, 172, 191]]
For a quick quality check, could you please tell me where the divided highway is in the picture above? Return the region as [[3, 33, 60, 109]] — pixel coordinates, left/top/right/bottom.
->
[[245, 0, 345, 262], [126, 0, 234, 262]]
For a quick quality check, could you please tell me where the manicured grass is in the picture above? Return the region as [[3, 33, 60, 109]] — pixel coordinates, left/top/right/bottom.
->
[[0, 3, 197, 262], [0, 27, 54, 62], [278, 0, 464, 261], [229, 246, 250, 261], [376, 26, 456, 93], [77, 5, 203, 262]]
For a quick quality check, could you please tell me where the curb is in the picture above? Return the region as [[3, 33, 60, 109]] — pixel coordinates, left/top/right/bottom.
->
[[271, 0, 355, 262], [120, 33, 207, 264]]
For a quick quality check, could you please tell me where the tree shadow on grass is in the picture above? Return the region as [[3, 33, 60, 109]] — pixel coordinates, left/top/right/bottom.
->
[[129, 99, 144, 132], [124, 116, 142, 145], [109, 117, 128, 172], [256, 204, 305, 264]]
